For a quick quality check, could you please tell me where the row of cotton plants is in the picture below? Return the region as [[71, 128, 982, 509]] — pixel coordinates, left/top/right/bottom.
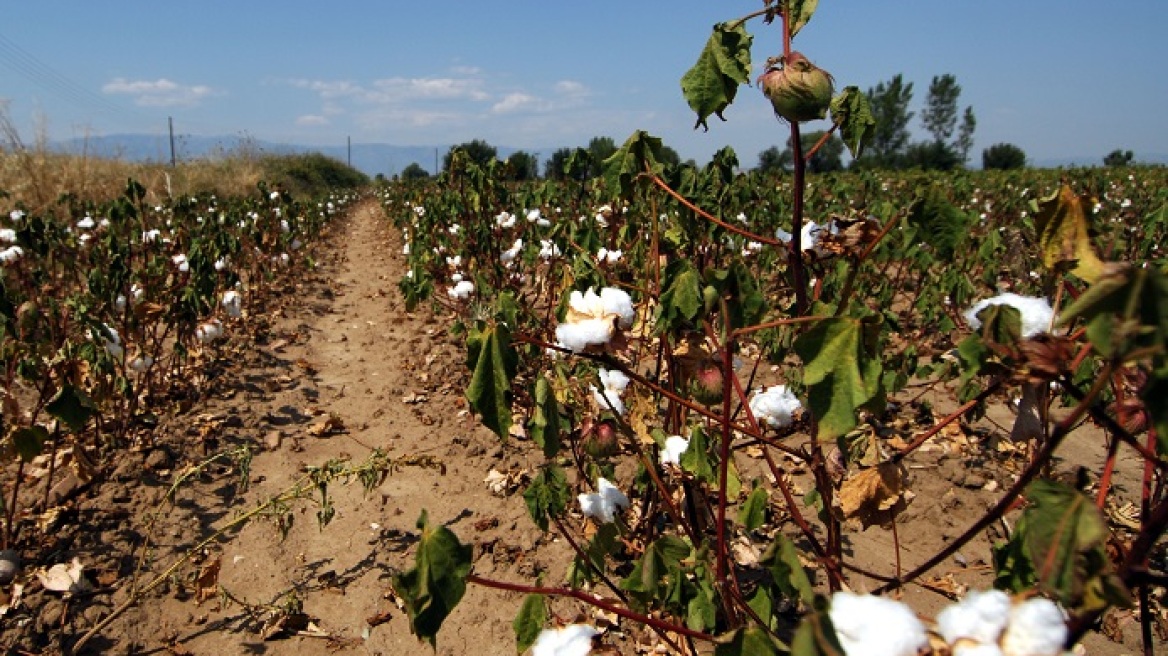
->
[[0, 181, 356, 548], [376, 139, 1167, 655]]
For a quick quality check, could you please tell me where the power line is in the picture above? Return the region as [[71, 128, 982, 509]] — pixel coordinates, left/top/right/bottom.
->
[[0, 31, 132, 119]]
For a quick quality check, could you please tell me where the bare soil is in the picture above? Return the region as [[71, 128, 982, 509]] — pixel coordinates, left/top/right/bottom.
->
[[1, 200, 1159, 654]]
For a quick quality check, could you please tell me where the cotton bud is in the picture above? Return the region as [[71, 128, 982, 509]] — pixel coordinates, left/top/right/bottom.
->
[[584, 419, 621, 458], [687, 361, 725, 406], [758, 51, 834, 123]]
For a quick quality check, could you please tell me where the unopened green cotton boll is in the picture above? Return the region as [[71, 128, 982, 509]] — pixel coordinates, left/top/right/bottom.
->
[[759, 51, 834, 123]]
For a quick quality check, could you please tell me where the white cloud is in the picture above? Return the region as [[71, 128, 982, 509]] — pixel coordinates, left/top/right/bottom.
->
[[492, 92, 542, 114], [102, 77, 216, 107], [554, 80, 589, 97], [295, 114, 329, 126]]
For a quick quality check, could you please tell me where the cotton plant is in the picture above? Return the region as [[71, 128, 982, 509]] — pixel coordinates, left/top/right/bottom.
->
[[501, 238, 524, 264], [554, 287, 636, 353], [590, 368, 631, 415], [447, 280, 475, 300], [963, 293, 1055, 339], [775, 219, 837, 255], [596, 247, 622, 264], [577, 477, 629, 524]]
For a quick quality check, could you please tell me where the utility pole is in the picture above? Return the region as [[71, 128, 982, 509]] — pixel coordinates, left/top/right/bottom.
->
[[168, 116, 176, 167]]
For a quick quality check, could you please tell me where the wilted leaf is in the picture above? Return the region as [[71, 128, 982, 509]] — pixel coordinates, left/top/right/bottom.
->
[[11, 425, 49, 462], [785, 0, 820, 38], [681, 22, 753, 131], [794, 316, 885, 441], [602, 130, 668, 199], [1033, 185, 1105, 284], [656, 259, 704, 333], [836, 462, 910, 529], [392, 510, 474, 647], [829, 86, 875, 158], [307, 414, 344, 437]]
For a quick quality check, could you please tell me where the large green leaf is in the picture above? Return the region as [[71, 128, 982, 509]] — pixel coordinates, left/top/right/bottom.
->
[[11, 425, 49, 462], [620, 535, 692, 603], [656, 258, 704, 333], [512, 594, 547, 654], [393, 510, 474, 647], [529, 376, 563, 458], [793, 317, 885, 441], [465, 321, 517, 439], [46, 384, 97, 433], [680, 22, 753, 131], [829, 86, 876, 158], [996, 480, 1131, 614], [1033, 185, 1105, 284], [737, 485, 769, 531], [790, 595, 845, 656], [522, 465, 569, 531], [602, 130, 667, 199]]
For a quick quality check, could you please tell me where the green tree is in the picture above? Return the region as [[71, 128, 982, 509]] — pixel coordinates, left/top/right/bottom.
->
[[921, 74, 961, 143], [855, 73, 914, 169], [659, 144, 682, 169], [545, 147, 591, 181], [586, 136, 617, 178], [442, 139, 497, 172], [956, 106, 977, 163], [982, 143, 1027, 170], [505, 150, 538, 181], [401, 162, 431, 181], [917, 74, 976, 168], [1103, 149, 1134, 167], [757, 146, 785, 173], [905, 140, 962, 171]]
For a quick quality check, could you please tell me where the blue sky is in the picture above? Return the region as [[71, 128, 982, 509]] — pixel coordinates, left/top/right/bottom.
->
[[2, 1, 1166, 168]]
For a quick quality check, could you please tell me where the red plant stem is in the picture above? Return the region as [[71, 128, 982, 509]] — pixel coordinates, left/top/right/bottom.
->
[[715, 335, 735, 592], [873, 364, 1112, 595], [730, 314, 826, 338], [803, 124, 839, 163], [789, 120, 810, 316], [645, 173, 782, 246], [891, 378, 1004, 463], [465, 574, 716, 642]]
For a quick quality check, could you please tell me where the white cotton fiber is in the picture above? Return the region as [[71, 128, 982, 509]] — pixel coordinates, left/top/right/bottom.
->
[[963, 293, 1055, 339]]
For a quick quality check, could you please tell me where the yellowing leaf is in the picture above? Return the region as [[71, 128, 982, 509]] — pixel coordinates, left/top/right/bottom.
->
[[1033, 185, 1105, 283]]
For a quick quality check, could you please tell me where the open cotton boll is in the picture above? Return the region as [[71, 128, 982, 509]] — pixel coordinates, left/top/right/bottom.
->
[[222, 290, 243, 318], [501, 238, 524, 263], [0, 245, 24, 265], [172, 254, 189, 272], [555, 319, 614, 353], [749, 385, 802, 428], [447, 280, 475, 300], [1000, 598, 1067, 656], [494, 211, 516, 228], [539, 240, 561, 259], [937, 589, 1011, 647], [76, 216, 95, 230], [597, 288, 635, 329], [530, 623, 599, 656], [197, 320, 225, 344], [953, 643, 1005, 656], [577, 478, 629, 524], [597, 248, 622, 264], [0, 228, 16, 243], [963, 293, 1055, 339], [660, 435, 689, 466], [127, 355, 154, 373], [95, 324, 123, 359], [591, 368, 630, 415], [829, 592, 928, 656]]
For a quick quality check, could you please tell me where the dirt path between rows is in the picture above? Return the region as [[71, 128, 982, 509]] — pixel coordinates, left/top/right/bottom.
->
[[106, 200, 568, 655]]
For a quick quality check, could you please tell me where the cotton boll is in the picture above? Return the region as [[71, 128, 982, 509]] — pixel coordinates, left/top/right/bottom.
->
[[749, 385, 802, 428], [172, 254, 189, 272], [530, 623, 598, 656], [829, 591, 928, 656], [660, 435, 689, 466], [0, 228, 16, 243], [447, 280, 475, 300], [577, 478, 629, 524], [963, 293, 1055, 339], [197, 320, 225, 344], [501, 238, 524, 263], [554, 319, 613, 353], [598, 287, 634, 329], [1000, 598, 1067, 656], [76, 216, 95, 229], [0, 246, 23, 265], [539, 240, 561, 259], [128, 355, 154, 373], [590, 368, 631, 415], [222, 290, 243, 318], [937, 589, 1011, 647], [952, 642, 1005, 656]]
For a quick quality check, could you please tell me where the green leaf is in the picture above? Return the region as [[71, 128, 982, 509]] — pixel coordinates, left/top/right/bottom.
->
[[522, 465, 569, 531], [704, 259, 765, 333], [680, 22, 753, 131], [790, 595, 845, 656], [680, 424, 717, 484], [513, 594, 547, 654], [1018, 479, 1131, 613], [11, 425, 49, 462], [621, 535, 691, 602], [793, 316, 885, 441], [764, 533, 816, 607], [656, 258, 704, 333], [46, 384, 96, 433], [569, 522, 619, 586], [829, 86, 876, 158], [714, 627, 785, 656], [392, 510, 474, 647], [529, 377, 562, 458], [907, 185, 969, 260], [1033, 185, 1106, 284], [738, 485, 768, 531], [465, 322, 518, 439], [602, 130, 667, 199], [785, 0, 820, 38]]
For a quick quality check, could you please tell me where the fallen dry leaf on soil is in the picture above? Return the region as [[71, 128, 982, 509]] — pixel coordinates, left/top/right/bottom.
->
[[195, 557, 221, 604], [836, 462, 912, 529], [307, 414, 344, 437]]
